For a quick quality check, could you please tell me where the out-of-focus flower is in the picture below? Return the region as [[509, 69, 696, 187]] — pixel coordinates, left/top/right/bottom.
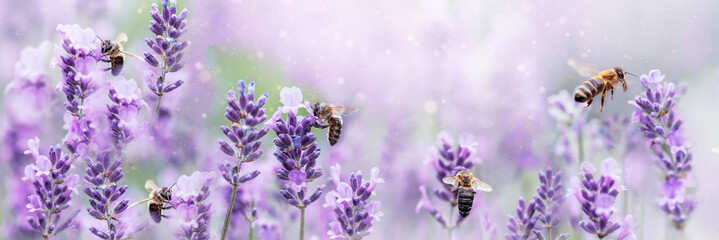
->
[[83, 152, 130, 240], [172, 171, 214, 240], [144, 0, 190, 117], [630, 69, 695, 229], [548, 90, 596, 164], [575, 158, 633, 239], [22, 142, 80, 239], [324, 167, 383, 239], [107, 77, 147, 149]]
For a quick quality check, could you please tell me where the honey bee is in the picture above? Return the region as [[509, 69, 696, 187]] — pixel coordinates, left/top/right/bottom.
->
[[442, 169, 492, 217], [568, 59, 635, 112], [129, 180, 174, 223], [99, 33, 142, 76], [311, 102, 358, 146]]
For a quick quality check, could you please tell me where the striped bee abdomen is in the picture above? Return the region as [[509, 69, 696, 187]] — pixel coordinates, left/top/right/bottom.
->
[[327, 116, 343, 146], [457, 188, 476, 217], [574, 77, 604, 103]]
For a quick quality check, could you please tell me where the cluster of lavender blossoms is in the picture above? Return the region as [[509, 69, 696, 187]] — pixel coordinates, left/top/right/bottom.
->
[[630, 69, 696, 229], [22, 139, 81, 239], [506, 168, 568, 240], [415, 132, 477, 231], [54, 24, 104, 154], [218, 80, 268, 240], [325, 165, 384, 239], [107, 78, 147, 151], [173, 171, 215, 240], [144, 0, 190, 118], [83, 152, 130, 240], [270, 87, 325, 240], [575, 159, 634, 240]]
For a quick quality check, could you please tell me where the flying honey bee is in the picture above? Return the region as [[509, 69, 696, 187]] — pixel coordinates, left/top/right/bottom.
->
[[311, 102, 358, 146], [99, 33, 142, 76], [129, 180, 174, 223], [568, 59, 635, 112], [442, 169, 492, 217]]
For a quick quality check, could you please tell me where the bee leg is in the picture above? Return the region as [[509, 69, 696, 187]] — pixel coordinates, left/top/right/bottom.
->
[[584, 98, 593, 108], [610, 85, 615, 100], [621, 78, 627, 92], [99, 58, 111, 63], [600, 88, 607, 112], [314, 124, 330, 129]]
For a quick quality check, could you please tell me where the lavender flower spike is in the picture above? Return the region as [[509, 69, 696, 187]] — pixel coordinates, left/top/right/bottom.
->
[[535, 168, 565, 239], [22, 140, 81, 239], [107, 77, 147, 151], [575, 159, 634, 240], [54, 24, 104, 154], [271, 87, 324, 240], [219, 80, 269, 240], [630, 69, 696, 229], [416, 131, 478, 234], [145, 0, 190, 120], [325, 167, 384, 239], [173, 171, 215, 240], [505, 196, 539, 240], [84, 152, 130, 240]]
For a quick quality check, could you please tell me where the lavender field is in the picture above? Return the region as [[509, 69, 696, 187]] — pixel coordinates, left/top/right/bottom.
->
[[2, 0, 719, 239]]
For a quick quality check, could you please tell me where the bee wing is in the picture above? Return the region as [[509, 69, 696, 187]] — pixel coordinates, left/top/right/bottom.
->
[[128, 198, 153, 208], [114, 32, 128, 45], [470, 177, 493, 192], [442, 176, 458, 187], [567, 58, 600, 78], [329, 106, 358, 116], [145, 180, 159, 192]]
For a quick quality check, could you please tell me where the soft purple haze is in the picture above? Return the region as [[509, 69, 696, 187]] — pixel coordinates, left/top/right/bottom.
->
[[1, 0, 719, 239]]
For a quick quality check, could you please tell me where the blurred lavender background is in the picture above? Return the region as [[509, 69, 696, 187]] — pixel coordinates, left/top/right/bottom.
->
[[1, 0, 719, 239]]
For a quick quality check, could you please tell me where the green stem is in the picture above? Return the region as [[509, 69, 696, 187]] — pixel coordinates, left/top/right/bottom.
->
[[154, 94, 163, 123], [300, 207, 306, 240], [249, 223, 254, 240], [221, 184, 239, 240], [249, 200, 255, 240]]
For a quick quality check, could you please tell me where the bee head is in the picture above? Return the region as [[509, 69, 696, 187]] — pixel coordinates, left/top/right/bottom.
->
[[614, 67, 625, 79], [100, 41, 113, 55], [311, 102, 321, 115], [159, 188, 172, 201]]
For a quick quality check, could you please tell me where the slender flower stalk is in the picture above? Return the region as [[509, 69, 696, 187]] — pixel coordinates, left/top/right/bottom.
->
[[218, 80, 268, 240], [324, 166, 384, 239], [575, 158, 634, 240], [225, 187, 258, 240], [173, 171, 215, 240], [630, 69, 696, 230], [144, 0, 190, 121], [83, 152, 130, 240], [270, 87, 325, 240], [22, 141, 81, 239], [415, 132, 478, 237]]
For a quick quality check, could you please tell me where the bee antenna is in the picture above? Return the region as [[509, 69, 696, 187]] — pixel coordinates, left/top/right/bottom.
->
[[96, 35, 104, 42], [626, 72, 637, 77], [168, 182, 178, 189]]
